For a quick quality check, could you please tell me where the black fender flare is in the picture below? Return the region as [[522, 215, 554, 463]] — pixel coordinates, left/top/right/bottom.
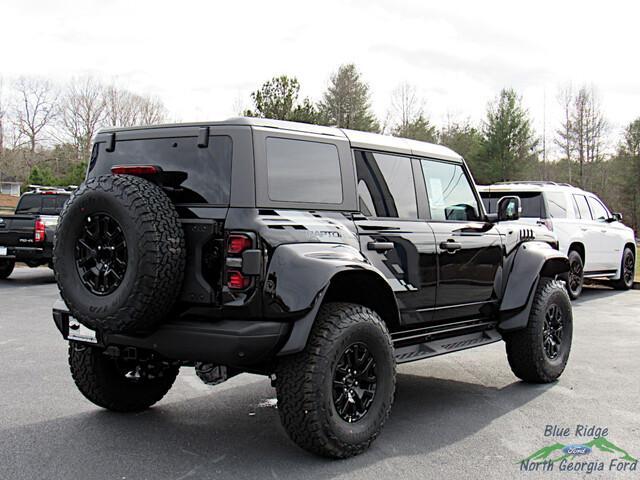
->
[[262, 243, 397, 355], [498, 241, 569, 331]]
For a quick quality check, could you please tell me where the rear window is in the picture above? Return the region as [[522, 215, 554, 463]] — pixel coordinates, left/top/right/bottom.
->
[[15, 194, 69, 215], [266, 137, 342, 204], [89, 136, 232, 205], [481, 191, 545, 218]]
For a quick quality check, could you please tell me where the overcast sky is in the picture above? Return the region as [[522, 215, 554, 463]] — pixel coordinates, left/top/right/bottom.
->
[[2, 0, 639, 152]]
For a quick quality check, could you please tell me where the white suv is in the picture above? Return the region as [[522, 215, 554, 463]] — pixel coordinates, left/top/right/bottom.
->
[[479, 182, 636, 298]]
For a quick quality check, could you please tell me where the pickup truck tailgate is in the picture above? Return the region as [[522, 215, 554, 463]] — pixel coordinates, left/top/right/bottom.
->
[[0, 215, 36, 248]]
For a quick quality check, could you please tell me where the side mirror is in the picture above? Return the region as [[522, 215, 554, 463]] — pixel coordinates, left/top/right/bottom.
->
[[497, 196, 521, 222], [611, 212, 623, 222]]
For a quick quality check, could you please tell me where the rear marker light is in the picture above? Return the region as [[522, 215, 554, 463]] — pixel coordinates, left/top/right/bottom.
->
[[227, 270, 250, 290], [227, 234, 253, 255], [111, 165, 160, 175], [34, 219, 46, 243]]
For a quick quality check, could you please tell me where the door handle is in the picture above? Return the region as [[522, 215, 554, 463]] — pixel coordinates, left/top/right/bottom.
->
[[367, 241, 394, 252], [440, 240, 462, 252]]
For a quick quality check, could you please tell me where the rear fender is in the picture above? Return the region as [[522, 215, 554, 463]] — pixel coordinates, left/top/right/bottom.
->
[[263, 243, 395, 355], [499, 241, 569, 331]]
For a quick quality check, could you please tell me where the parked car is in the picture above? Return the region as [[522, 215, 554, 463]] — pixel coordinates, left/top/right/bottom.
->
[[52, 118, 571, 458], [478, 182, 636, 298], [0, 186, 72, 279]]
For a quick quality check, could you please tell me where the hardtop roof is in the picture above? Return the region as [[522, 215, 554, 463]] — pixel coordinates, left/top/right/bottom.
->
[[97, 117, 463, 163]]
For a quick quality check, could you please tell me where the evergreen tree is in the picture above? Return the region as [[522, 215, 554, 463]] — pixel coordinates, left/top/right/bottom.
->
[[244, 75, 318, 123], [480, 88, 538, 182], [439, 120, 484, 181], [318, 64, 379, 132]]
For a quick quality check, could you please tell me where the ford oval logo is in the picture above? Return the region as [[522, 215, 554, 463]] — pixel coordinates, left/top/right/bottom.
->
[[562, 444, 592, 456]]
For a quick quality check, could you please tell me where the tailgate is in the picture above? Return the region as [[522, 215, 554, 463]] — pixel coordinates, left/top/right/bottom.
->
[[0, 215, 36, 248]]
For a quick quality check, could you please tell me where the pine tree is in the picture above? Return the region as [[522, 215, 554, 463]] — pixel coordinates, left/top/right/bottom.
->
[[318, 64, 379, 132]]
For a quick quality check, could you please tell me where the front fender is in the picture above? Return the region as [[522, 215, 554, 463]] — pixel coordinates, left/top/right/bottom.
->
[[499, 241, 569, 331], [263, 243, 392, 355]]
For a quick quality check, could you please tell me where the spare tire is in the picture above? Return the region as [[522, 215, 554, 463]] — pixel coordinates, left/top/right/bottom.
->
[[54, 175, 185, 334]]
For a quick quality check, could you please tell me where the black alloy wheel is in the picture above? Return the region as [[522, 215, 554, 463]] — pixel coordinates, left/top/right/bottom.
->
[[542, 304, 564, 360], [332, 343, 377, 423], [75, 213, 128, 296], [623, 251, 635, 286], [567, 250, 584, 299]]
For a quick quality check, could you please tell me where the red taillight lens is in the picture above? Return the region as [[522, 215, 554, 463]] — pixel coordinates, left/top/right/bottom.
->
[[227, 270, 250, 289], [111, 165, 160, 175], [227, 234, 252, 255], [34, 219, 46, 243]]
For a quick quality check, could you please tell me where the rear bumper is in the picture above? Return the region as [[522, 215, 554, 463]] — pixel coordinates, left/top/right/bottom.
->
[[0, 245, 50, 263], [52, 302, 291, 367]]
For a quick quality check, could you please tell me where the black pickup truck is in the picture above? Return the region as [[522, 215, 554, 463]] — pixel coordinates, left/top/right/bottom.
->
[[0, 188, 71, 279]]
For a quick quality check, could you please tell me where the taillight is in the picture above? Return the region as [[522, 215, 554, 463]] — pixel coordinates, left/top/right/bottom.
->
[[34, 219, 46, 243], [227, 270, 250, 289], [111, 165, 160, 175], [227, 234, 252, 255]]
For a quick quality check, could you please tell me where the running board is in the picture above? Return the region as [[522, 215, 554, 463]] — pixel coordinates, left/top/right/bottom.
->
[[394, 329, 502, 364]]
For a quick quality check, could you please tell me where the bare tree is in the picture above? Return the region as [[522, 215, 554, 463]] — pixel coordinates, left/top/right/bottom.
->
[[555, 84, 574, 183], [0, 77, 5, 155], [554, 84, 608, 188], [572, 86, 607, 189], [59, 77, 106, 160], [388, 83, 437, 142], [389, 83, 422, 131], [134, 94, 167, 125], [103, 86, 167, 127], [12, 77, 58, 152]]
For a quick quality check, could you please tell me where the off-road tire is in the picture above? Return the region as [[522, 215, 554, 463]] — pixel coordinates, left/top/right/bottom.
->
[[276, 302, 396, 458], [54, 175, 185, 334], [611, 247, 635, 290], [566, 250, 584, 299], [504, 279, 572, 383], [0, 258, 15, 279], [68, 342, 178, 412]]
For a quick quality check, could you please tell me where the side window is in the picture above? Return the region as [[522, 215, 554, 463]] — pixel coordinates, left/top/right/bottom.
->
[[266, 137, 343, 204], [421, 159, 480, 221], [587, 196, 609, 221], [545, 192, 568, 218], [573, 194, 592, 220], [354, 150, 418, 219]]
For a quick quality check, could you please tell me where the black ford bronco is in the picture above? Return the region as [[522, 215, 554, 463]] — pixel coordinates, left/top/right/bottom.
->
[[52, 118, 572, 458]]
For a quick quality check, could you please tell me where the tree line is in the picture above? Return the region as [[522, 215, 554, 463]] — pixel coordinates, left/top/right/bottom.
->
[[0, 65, 638, 231], [0, 76, 166, 186], [242, 64, 639, 231]]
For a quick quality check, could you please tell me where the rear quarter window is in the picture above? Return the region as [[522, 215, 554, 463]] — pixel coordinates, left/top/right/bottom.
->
[[265, 137, 342, 204], [544, 192, 568, 218]]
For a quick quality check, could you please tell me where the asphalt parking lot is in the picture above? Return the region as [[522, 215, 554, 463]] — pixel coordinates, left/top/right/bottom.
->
[[1, 267, 638, 480]]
